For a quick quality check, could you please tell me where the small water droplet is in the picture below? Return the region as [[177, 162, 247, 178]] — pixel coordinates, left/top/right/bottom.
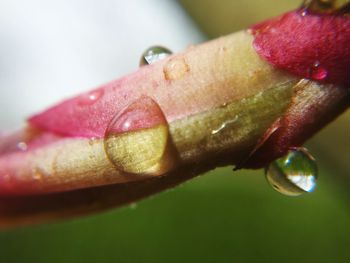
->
[[17, 142, 28, 151], [104, 96, 176, 175], [300, 8, 309, 16], [309, 61, 328, 81], [78, 90, 104, 106], [265, 148, 318, 196], [140, 46, 172, 66]]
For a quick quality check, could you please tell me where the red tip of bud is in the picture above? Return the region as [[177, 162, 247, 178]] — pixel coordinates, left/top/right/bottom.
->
[[251, 10, 350, 87]]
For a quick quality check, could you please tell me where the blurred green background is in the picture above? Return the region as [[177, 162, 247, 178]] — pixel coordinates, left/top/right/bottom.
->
[[1, 0, 350, 262]]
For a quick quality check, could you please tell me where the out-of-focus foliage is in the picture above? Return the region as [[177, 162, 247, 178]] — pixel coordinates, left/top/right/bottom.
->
[[1, 167, 350, 263], [180, 0, 296, 37]]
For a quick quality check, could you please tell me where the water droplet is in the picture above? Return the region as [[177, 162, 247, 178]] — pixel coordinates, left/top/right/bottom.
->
[[163, 56, 189, 81], [140, 46, 172, 66], [309, 61, 328, 81], [300, 8, 309, 16], [104, 96, 176, 176], [265, 148, 318, 196], [17, 142, 28, 151], [0, 130, 33, 154], [78, 90, 104, 106]]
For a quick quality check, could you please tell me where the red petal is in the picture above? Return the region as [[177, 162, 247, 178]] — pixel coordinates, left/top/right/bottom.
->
[[28, 57, 209, 139]]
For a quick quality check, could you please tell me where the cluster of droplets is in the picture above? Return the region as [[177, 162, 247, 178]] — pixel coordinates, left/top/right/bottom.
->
[[265, 148, 318, 196], [301, 0, 350, 15], [104, 45, 319, 198]]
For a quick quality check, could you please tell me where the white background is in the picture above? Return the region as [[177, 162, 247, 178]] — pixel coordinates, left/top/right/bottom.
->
[[0, 0, 204, 130]]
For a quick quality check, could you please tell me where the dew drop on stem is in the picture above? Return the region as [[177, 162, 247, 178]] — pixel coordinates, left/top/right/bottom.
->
[[309, 61, 328, 81], [104, 96, 176, 176], [140, 46, 172, 66], [265, 148, 318, 196]]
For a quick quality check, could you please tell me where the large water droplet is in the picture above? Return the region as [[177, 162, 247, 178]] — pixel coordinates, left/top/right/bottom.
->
[[309, 61, 328, 81], [140, 46, 172, 66], [265, 148, 318, 196], [104, 96, 176, 176]]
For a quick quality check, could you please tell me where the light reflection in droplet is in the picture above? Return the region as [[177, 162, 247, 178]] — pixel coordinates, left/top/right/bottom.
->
[[104, 96, 176, 176], [265, 148, 318, 196], [78, 90, 104, 106], [140, 46, 172, 66]]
